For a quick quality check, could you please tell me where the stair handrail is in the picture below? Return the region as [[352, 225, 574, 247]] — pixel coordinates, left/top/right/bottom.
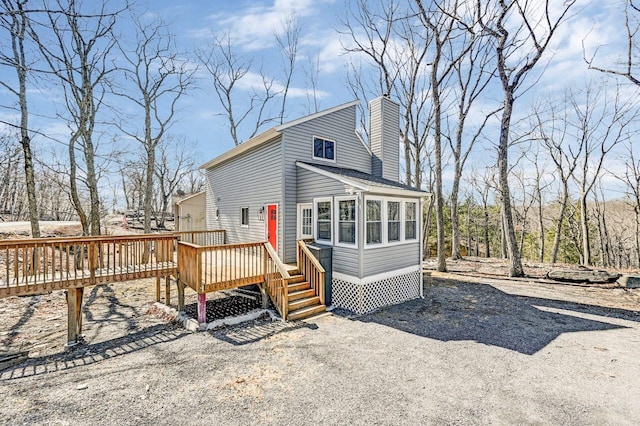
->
[[296, 240, 325, 306], [263, 241, 290, 318]]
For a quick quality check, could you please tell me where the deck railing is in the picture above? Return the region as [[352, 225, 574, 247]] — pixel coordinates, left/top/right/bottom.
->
[[174, 230, 226, 246], [296, 240, 325, 306], [264, 242, 291, 318], [177, 241, 265, 293], [0, 234, 177, 297]]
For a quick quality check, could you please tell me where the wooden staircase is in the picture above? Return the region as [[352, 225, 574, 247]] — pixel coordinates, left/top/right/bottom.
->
[[285, 268, 326, 320]]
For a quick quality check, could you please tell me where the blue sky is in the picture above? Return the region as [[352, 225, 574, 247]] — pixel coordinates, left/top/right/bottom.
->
[[0, 0, 635, 197]]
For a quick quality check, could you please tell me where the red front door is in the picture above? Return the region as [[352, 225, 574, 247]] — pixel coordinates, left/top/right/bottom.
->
[[267, 204, 278, 250]]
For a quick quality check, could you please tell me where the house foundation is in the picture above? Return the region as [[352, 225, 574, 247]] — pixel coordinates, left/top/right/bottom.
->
[[331, 267, 422, 314]]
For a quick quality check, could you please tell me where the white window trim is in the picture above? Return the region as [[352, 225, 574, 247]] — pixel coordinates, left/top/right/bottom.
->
[[240, 206, 249, 228], [297, 203, 313, 240], [364, 198, 383, 247], [364, 196, 420, 249], [334, 196, 358, 248], [311, 135, 337, 163], [313, 197, 333, 244], [387, 200, 402, 244], [404, 201, 418, 242]]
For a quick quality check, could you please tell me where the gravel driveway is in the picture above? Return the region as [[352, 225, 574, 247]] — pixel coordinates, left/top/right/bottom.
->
[[1, 273, 639, 425]]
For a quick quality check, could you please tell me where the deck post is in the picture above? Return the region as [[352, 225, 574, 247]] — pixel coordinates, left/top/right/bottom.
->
[[155, 276, 161, 302], [177, 278, 185, 311], [165, 276, 171, 305], [66, 287, 84, 345], [260, 283, 268, 309], [197, 293, 207, 324]]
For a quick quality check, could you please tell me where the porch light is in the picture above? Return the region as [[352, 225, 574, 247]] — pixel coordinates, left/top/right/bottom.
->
[[257, 206, 265, 221]]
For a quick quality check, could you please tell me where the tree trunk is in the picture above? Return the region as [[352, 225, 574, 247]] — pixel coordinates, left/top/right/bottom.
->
[[484, 206, 490, 258], [13, 4, 40, 238], [579, 194, 591, 266], [450, 181, 461, 259], [431, 44, 446, 272], [84, 134, 101, 236], [497, 95, 524, 276], [466, 200, 472, 257], [68, 135, 89, 235], [636, 208, 640, 268], [550, 189, 568, 264], [537, 193, 545, 263]]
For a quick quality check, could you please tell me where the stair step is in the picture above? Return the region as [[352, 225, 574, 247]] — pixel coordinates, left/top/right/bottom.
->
[[287, 281, 311, 293], [288, 268, 301, 276], [286, 274, 305, 284], [288, 304, 326, 321], [287, 288, 315, 302], [288, 296, 320, 311]]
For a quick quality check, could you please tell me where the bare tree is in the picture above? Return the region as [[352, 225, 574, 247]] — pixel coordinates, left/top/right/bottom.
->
[[154, 136, 200, 229], [478, 0, 576, 276], [617, 139, 640, 266], [30, 0, 123, 235], [415, 0, 482, 272], [566, 81, 637, 266], [469, 166, 495, 258], [445, 2, 498, 260], [115, 14, 195, 233], [274, 14, 300, 124], [534, 99, 578, 265], [586, 0, 640, 87], [303, 52, 321, 114], [197, 33, 279, 146], [0, 0, 40, 236]]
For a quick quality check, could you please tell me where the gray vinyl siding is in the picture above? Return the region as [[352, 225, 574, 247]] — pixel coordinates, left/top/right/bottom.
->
[[369, 96, 400, 182], [369, 99, 383, 178], [362, 242, 421, 276], [281, 104, 371, 263], [296, 168, 345, 201], [205, 137, 283, 254], [296, 168, 359, 276]]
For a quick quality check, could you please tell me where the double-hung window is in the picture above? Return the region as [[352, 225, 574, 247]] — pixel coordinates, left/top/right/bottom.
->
[[337, 198, 356, 245], [366, 199, 382, 244], [313, 136, 335, 161], [316, 200, 332, 242], [405, 202, 417, 240], [387, 201, 400, 242]]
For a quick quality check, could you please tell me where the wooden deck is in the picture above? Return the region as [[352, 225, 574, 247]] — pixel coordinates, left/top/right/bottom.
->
[[0, 229, 325, 343], [0, 234, 182, 299]]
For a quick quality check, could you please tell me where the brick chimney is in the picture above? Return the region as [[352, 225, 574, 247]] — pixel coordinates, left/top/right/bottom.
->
[[369, 95, 400, 181]]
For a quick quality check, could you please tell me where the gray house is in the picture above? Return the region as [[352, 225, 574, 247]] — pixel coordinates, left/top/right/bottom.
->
[[200, 96, 428, 314]]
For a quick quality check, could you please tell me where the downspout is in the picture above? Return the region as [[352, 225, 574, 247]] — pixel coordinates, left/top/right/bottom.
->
[[358, 191, 364, 280], [419, 195, 430, 298]]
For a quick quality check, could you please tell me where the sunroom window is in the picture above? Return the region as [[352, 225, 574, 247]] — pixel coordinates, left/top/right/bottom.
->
[[313, 137, 335, 161], [366, 199, 382, 244], [388, 201, 400, 242], [338, 199, 356, 244], [316, 201, 332, 241], [405, 201, 417, 240]]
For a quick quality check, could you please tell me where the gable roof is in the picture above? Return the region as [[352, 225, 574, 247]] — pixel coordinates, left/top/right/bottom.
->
[[199, 127, 281, 170], [296, 161, 428, 198], [199, 100, 360, 170]]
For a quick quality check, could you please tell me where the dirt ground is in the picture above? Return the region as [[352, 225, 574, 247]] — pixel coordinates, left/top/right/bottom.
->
[[1, 256, 639, 425]]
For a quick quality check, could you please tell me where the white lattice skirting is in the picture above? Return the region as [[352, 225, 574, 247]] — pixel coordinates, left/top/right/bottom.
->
[[332, 269, 421, 314]]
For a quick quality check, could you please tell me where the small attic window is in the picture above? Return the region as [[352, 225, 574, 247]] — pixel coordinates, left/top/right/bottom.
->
[[313, 136, 335, 162]]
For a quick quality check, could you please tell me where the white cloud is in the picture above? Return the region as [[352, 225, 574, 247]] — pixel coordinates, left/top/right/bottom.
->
[[200, 0, 321, 51]]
